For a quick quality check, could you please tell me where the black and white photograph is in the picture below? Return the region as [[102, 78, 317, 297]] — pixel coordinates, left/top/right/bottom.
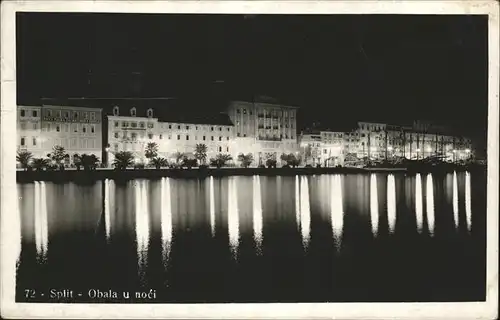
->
[[1, 1, 498, 319]]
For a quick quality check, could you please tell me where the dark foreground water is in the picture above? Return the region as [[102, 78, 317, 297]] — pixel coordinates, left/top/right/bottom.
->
[[16, 171, 486, 303]]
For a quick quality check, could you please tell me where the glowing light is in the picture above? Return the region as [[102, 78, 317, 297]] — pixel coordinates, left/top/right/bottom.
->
[[330, 175, 344, 250], [426, 174, 435, 235], [387, 174, 396, 234], [135, 180, 150, 283], [227, 178, 240, 259], [465, 172, 472, 231], [104, 179, 111, 241], [161, 177, 173, 266], [388, 146, 393, 151], [453, 171, 459, 228], [300, 176, 311, 250], [34, 181, 49, 262], [415, 174, 424, 233], [295, 175, 301, 230], [452, 149, 457, 153], [209, 176, 215, 236], [416, 148, 421, 153], [370, 174, 379, 236], [465, 149, 471, 153], [426, 147, 432, 152], [253, 176, 263, 254]]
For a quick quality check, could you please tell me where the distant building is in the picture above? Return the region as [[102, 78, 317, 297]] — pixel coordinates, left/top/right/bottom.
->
[[17, 104, 103, 166], [227, 96, 299, 166]]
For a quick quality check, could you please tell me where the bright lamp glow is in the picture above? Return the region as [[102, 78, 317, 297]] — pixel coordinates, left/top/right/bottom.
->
[[416, 148, 421, 152], [465, 149, 471, 153], [426, 147, 432, 152], [388, 146, 393, 151], [452, 149, 457, 153]]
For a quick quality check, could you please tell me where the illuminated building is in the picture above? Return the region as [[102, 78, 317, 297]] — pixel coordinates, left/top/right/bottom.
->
[[226, 96, 299, 166], [17, 104, 103, 166]]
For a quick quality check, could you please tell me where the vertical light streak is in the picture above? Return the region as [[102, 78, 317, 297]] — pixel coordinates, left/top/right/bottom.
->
[[426, 174, 435, 236], [227, 178, 240, 259], [370, 174, 379, 236], [34, 181, 49, 262], [104, 179, 111, 241], [253, 175, 263, 254], [300, 176, 311, 250], [135, 180, 150, 283], [209, 176, 215, 236], [161, 177, 173, 267], [415, 173, 424, 233], [453, 171, 459, 228], [330, 175, 344, 250], [387, 174, 397, 234], [295, 175, 301, 230], [465, 172, 472, 232]]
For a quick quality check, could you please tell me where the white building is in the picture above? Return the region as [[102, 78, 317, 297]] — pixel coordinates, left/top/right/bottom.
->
[[227, 97, 299, 166], [17, 104, 103, 166]]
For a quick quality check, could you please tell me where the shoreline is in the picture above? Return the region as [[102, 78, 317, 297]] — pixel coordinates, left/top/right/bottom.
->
[[16, 165, 484, 183]]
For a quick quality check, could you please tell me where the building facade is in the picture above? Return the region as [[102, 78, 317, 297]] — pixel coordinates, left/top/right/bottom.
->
[[17, 104, 103, 166], [106, 105, 235, 165], [227, 98, 299, 166]]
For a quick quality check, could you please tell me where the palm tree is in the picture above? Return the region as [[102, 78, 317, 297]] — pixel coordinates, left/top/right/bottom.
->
[[16, 150, 33, 170], [81, 154, 100, 171], [145, 142, 159, 161], [194, 144, 208, 165], [266, 157, 277, 168], [181, 157, 198, 169], [32, 158, 49, 171], [173, 152, 186, 164], [47, 145, 66, 168], [237, 153, 254, 168], [209, 154, 232, 168], [112, 151, 135, 170], [73, 153, 82, 170], [280, 153, 300, 167], [150, 157, 169, 169]]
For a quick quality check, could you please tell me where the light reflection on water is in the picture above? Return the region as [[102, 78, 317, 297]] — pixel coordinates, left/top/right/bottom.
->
[[330, 175, 343, 249], [387, 174, 396, 234], [370, 174, 379, 236], [34, 181, 48, 262], [453, 171, 459, 228], [161, 177, 173, 267], [465, 172, 472, 232], [228, 177, 240, 259], [135, 180, 150, 283], [16, 171, 485, 302], [415, 173, 424, 233], [426, 174, 435, 236], [299, 176, 311, 250], [253, 176, 263, 254]]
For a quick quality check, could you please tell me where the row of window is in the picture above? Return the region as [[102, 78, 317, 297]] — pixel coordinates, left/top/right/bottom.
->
[[114, 143, 230, 153], [113, 131, 232, 142], [112, 107, 153, 118], [19, 137, 97, 149], [115, 121, 154, 129], [19, 122, 39, 130], [44, 123, 97, 134], [19, 110, 38, 118], [43, 109, 97, 121]]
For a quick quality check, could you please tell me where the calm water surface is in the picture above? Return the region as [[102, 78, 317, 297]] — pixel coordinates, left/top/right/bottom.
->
[[16, 172, 486, 302]]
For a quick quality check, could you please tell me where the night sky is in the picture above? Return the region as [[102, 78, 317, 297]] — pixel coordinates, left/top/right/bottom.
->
[[16, 13, 488, 152]]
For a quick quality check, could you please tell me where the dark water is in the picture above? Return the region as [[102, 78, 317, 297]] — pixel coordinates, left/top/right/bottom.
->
[[16, 171, 486, 303]]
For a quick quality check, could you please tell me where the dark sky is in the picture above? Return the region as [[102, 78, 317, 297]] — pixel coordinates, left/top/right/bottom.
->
[[16, 13, 488, 148]]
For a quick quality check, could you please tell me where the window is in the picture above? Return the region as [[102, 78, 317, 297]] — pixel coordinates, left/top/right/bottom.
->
[[186, 126, 190, 130], [169, 125, 172, 129], [211, 136, 214, 141], [131, 133, 137, 140], [227, 137, 229, 141], [33, 110, 38, 117], [186, 135, 190, 140], [82, 126, 87, 133], [211, 127, 214, 131], [195, 126, 198, 130], [227, 128, 230, 131], [91, 125, 95, 133], [243, 134, 247, 137], [115, 121, 119, 127], [219, 127, 222, 131], [203, 136, 206, 141], [226, 147, 229, 152], [148, 134, 153, 139], [73, 124, 78, 133], [139, 122, 145, 128], [168, 135, 171, 140], [32, 137, 37, 146], [177, 125, 181, 130], [130, 108, 136, 116], [47, 110, 52, 117], [243, 109, 247, 114], [73, 111, 78, 119], [56, 125, 60, 132], [147, 109, 153, 118], [20, 110, 25, 117], [237, 109, 241, 114], [218, 146, 222, 152], [177, 135, 180, 140], [159, 134, 163, 139], [20, 137, 25, 146], [20, 123, 26, 130], [33, 123, 38, 130], [219, 137, 222, 141], [113, 106, 119, 116], [83, 112, 89, 119], [147, 123, 154, 129], [90, 112, 95, 120], [114, 132, 119, 138], [131, 122, 137, 128], [237, 133, 241, 137]]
